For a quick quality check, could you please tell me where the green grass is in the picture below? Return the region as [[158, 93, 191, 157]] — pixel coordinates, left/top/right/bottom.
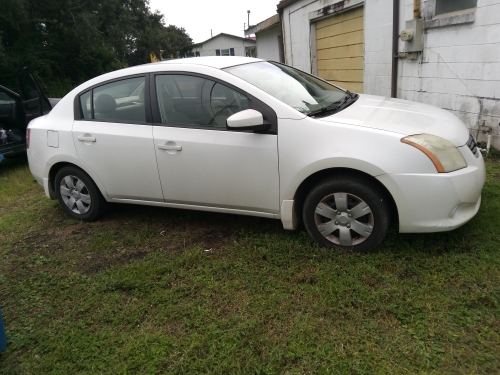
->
[[0, 155, 499, 374]]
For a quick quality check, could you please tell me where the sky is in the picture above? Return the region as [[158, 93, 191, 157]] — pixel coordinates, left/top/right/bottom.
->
[[148, 0, 279, 43]]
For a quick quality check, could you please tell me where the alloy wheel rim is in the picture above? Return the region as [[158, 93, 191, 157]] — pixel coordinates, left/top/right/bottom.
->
[[314, 192, 374, 246], [59, 175, 92, 215]]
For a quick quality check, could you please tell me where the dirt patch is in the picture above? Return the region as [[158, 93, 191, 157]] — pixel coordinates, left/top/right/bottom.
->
[[6, 200, 276, 276], [74, 206, 243, 274]]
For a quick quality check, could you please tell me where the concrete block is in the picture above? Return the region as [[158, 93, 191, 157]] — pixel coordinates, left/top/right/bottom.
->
[[481, 97, 500, 118], [420, 62, 439, 78], [438, 44, 500, 63], [404, 76, 422, 91], [475, 3, 500, 26], [465, 79, 496, 98]]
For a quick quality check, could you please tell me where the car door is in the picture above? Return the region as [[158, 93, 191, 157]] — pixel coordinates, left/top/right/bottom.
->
[[18, 67, 52, 123], [72, 75, 164, 201], [0, 85, 26, 156], [151, 73, 280, 214]]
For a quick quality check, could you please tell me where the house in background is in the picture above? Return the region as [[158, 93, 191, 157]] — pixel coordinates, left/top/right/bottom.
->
[[185, 33, 256, 58], [244, 14, 284, 62], [276, 0, 500, 147]]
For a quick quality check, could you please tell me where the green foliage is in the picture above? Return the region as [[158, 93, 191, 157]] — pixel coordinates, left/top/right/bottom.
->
[[478, 142, 500, 159], [0, 0, 193, 97]]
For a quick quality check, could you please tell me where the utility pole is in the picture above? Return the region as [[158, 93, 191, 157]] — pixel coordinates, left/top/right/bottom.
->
[[247, 10, 250, 28]]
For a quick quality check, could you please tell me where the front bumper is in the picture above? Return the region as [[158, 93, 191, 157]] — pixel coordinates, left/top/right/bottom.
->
[[377, 147, 486, 233]]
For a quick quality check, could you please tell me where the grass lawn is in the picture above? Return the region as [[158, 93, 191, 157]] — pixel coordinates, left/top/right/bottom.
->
[[0, 155, 499, 374]]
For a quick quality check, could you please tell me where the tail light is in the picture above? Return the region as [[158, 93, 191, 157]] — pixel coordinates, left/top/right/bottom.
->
[[26, 128, 31, 149]]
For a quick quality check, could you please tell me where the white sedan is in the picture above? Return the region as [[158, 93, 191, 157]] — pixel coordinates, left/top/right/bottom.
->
[[27, 57, 485, 252]]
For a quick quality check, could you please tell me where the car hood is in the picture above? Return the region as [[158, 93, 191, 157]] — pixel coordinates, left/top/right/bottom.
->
[[316, 94, 470, 146]]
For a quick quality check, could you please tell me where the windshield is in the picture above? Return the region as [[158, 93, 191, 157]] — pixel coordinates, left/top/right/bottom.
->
[[224, 61, 347, 115]]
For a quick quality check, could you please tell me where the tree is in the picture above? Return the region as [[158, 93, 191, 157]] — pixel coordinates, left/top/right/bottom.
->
[[0, 0, 193, 96]]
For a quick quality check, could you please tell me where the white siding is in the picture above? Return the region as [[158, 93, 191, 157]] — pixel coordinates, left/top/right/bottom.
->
[[191, 35, 256, 57], [256, 25, 281, 61], [365, 0, 500, 147]]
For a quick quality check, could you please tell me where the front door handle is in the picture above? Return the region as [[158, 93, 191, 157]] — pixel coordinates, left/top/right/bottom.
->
[[158, 144, 182, 151], [77, 135, 96, 142]]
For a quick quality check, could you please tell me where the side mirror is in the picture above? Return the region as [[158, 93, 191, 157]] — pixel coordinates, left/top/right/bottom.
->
[[226, 109, 270, 131]]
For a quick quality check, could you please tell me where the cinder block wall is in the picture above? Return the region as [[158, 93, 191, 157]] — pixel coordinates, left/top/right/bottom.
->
[[365, 0, 500, 147]]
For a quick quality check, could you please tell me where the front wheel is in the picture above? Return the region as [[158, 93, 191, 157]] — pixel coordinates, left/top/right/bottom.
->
[[54, 166, 108, 221], [303, 177, 391, 252]]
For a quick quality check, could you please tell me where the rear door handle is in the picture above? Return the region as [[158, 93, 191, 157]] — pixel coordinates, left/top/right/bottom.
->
[[158, 144, 182, 151], [77, 136, 96, 142]]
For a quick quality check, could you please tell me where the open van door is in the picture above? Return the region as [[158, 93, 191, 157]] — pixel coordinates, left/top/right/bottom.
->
[[0, 67, 52, 159], [18, 66, 52, 123], [0, 85, 26, 158]]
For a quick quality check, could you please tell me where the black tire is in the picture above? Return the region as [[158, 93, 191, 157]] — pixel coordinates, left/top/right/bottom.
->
[[303, 176, 391, 252], [54, 166, 108, 221]]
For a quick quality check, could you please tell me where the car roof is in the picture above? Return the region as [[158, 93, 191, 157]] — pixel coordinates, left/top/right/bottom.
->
[[156, 56, 264, 70]]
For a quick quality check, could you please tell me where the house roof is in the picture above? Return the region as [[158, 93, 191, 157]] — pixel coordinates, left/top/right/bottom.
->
[[277, 0, 301, 11], [245, 14, 281, 36], [192, 33, 257, 48]]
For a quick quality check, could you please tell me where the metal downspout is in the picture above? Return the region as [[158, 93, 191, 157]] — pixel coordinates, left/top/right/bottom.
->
[[391, 0, 400, 98], [414, 0, 421, 19]]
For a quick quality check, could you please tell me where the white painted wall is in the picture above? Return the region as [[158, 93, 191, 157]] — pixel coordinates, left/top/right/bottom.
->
[[191, 35, 256, 57], [256, 25, 281, 61]]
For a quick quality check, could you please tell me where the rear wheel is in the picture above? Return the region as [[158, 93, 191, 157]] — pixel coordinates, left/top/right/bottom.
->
[[303, 177, 391, 252], [54, 166, 108, 221]]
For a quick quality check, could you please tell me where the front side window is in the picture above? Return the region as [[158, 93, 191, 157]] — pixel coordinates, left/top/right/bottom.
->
[[155, 75, 249, 128], [435, 0, 477, 15], [86, 76, 146, 123], [225, 61, 346, 115]]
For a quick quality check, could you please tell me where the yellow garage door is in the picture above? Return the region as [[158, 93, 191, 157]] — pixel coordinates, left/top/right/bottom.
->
[[316, 6, 364, 93]]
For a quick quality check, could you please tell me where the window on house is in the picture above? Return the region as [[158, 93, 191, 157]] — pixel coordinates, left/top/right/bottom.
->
[[221, 49, 230, 56], [435, 0, 477, 15]]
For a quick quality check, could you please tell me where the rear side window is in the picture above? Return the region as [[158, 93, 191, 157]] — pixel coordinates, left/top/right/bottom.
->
[[78, 76, 146, 124]]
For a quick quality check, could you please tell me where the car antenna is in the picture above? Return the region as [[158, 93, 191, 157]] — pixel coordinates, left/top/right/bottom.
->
[[115, 58, 125, 69]]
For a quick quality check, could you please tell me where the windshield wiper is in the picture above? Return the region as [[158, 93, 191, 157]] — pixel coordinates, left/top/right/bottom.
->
[[307, 90, 358, 117]]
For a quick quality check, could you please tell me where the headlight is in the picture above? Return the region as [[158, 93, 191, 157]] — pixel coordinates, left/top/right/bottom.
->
[[401, 134, 467, 173]]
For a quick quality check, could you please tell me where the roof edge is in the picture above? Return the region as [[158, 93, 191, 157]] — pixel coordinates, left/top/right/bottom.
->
[[245, 14, 281, 36], [277, 0, 301, 11], [192, 32, 257, 47]]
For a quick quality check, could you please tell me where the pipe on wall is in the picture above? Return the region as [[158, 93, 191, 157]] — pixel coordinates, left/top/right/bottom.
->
[[391, 0, 400, 98], [414, 0, 421, 19]]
